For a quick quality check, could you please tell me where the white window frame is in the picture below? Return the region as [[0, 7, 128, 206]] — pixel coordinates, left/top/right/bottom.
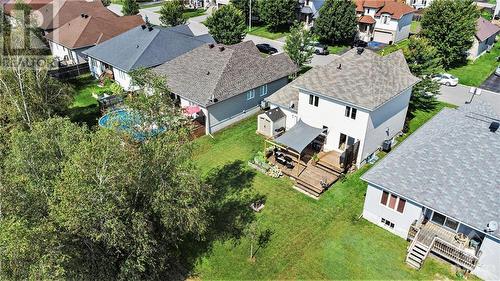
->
[[260, 84, 268, 97], [246, 89, 255, 100]]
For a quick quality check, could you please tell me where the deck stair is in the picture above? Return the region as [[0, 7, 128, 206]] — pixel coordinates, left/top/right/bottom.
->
[[406, 240, 431, 269]]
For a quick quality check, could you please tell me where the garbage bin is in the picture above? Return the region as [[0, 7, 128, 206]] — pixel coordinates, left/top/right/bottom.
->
[[382, 139, 392, 152]]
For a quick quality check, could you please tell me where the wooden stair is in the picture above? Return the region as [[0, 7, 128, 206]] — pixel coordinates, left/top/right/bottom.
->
[[406, 240, 431, 269]]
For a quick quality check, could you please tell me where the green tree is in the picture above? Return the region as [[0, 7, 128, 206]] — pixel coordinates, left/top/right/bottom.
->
[[232, 0, 253, 24], [403, 36, 443, 77], [205, 5, 247, 45], [101, 0, 111, 6], [313, 0, 358, 44], [421, 0, 479, 68], [258, 0, 296, 30], [284, 21, 314, 70], [159, 0, 186, 27], [0, 58, 73, 130], [122, 0, 140, 15]]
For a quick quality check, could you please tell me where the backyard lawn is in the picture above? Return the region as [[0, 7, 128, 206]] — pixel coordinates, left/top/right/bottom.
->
[[448, 41, 500, 87], [191, 102, 467, 280], [327, 44, 350, 55], [247, 24, 290, 40], [378, 39, 410, 56], [68, 74, 101, 108]]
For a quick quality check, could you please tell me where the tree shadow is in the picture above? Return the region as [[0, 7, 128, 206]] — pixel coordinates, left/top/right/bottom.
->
[[66, 104, 100, 128], [253, 228, 274, 257], [180, 160, 264, 273]]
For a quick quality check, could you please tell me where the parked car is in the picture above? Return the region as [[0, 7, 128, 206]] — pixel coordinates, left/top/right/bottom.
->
[[495, 65, 500, 76], [310, 42, 329, 55], [432, 73, 459, 86], [256, 43, 278, 54]]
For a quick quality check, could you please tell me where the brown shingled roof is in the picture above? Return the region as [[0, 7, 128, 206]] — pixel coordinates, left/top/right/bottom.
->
[[356, 0, 415, 20], [476, 17, 500, 42], [45, 13, 144, 49], [358, 15, 376, 24]]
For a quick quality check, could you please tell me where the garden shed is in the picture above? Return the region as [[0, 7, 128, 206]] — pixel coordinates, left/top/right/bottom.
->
[[257, 107, 286, 137]]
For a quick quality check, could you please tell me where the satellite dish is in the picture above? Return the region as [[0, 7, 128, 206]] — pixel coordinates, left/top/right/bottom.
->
[[485, 221, 498, 233]]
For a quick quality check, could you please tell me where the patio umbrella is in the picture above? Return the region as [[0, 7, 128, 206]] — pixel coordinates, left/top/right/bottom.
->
[[183, 105, 201, 116]]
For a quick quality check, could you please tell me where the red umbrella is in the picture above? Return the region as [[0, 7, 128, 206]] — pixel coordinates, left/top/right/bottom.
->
[[183, 105, 201, 116]]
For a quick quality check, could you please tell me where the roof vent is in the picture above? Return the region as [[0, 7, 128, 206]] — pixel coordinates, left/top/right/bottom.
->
[[219, 46, 225, 52], [489, 121, 499, 132], [485, 221, 498, 233], [357, 46, 364, 55], [141, 24, 146, 29], [136, 44, 139, 48], [289, 101, 295, 109], [337, 64, 342, 70], [206, 71, 210, 75], [80, 13, 84, 17], [148, 26, 153, 31], [208, 43, 215, 48]]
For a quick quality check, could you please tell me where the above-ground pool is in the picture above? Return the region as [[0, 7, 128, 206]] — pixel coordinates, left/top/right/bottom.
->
[[98, 109, 165, 141]]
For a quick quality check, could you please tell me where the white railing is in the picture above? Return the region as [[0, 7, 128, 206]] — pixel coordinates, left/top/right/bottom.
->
[[430, 237, 479, 270]]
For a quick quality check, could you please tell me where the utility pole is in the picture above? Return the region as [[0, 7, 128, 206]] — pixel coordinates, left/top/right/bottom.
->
[[249, 0, 252, 31]]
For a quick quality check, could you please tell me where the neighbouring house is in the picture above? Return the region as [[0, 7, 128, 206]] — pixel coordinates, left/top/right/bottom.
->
[[406, 0, 432, 10], [83, 24, 215, 91], [153, 41, 297, 135], [2, 0, 53, 24], [355, 0, 415, 44], [297, 0, 324, 28], [361, 103, 500, 280], [263, 47, 419, 173], [468, 17, 500, 60], [45, 12, 143, 65]]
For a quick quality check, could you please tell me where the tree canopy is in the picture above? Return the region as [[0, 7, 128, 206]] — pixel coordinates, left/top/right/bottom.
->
[[313, 0, 358, 44], [421, 0, 478, 68], [122, 0, 140, 16], [284, 21, 314, 70], [159, 0, 187, 27], [257, 0, 296, 31], [205, 5, 247, 45]]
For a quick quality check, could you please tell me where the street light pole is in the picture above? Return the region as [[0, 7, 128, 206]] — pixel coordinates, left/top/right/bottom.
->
[[249, 0, 252, 31]]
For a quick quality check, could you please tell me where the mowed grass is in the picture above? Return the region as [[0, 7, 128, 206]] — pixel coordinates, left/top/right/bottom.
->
[[448, 41, 500, 87], [191, 103, 466, 279], [247, 24, 290, 40], [378, 39, 410, 56], [68, 74, 101, 108]]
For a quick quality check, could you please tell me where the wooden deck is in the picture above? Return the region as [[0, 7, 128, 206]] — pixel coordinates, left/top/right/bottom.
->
[[317, 150, 344, 173], [268, 152, 341, 198]]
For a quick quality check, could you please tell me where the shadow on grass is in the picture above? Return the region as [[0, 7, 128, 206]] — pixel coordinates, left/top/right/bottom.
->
[[180, 160, 264, 272], [66, 105, 100, 128]]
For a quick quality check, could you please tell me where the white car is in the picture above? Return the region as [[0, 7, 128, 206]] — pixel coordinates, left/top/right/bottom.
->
[[432, 73, 459, 86], [495, 65, 500, 76]]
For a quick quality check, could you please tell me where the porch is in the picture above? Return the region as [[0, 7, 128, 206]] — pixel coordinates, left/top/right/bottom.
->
[[406, 220, 481, 271]]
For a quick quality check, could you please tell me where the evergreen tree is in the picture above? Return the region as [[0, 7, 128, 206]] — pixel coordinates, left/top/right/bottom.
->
[[258, 0, 296, 31], [122, 0, 140, 16], [159, 0, 186, 27], [205, 5, 247, 45], [284, 21, 314, 70], [421, 0, 478, 68], [313, 0, 358, 44]]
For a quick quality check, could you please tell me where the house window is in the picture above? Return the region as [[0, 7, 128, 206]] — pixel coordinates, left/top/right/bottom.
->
[[260, 84, 268, 96], [444, 217, 459, 231], [382, 15, 390, 24], [380, 191, 406, 213], [381, 218, 395, 229], [90, 58, 96, 67], [309, 94, 319, 107], [345, 106, 357, 119], [431, 212, 446, 225], [247, 89, 255, 100], [432, 211, 459, 231]]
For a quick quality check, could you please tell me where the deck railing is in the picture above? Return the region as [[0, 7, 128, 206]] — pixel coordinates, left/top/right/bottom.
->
[[430, 237, 479, 270]]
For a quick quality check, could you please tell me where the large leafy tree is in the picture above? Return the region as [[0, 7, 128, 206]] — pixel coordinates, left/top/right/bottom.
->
[[284, 21, 314, 70], [232, 0, 257, 24], [421, 0, 478, 68], [159, 0, 186, 27], [205, 5, 247, 45], [122, 0, 140, 15], [258, 0, 296, 31], [313, 0, 358, 44]]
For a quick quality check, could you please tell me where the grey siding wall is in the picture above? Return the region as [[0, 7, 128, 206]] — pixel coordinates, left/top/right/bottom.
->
[[207, 77, 289, 133]]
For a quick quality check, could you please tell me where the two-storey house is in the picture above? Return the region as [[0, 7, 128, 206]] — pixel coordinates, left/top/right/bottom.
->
[[355, 0, 415, 44], [262, 47, 419, 168]]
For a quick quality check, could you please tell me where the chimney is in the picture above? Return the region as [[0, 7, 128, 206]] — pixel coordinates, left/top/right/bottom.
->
[[219, 46, 225, 52]]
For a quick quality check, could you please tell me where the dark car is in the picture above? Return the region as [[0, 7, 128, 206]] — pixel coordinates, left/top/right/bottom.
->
[[256, 43, 278, 54]]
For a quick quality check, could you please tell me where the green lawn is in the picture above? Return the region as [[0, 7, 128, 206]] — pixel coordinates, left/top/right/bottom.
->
[[68, 74, 103, 108], [410, 21, 421, 34], [140, 1, 165, 8], [378, 39, 410, 56], [247, 24, 290, 40], [448, 41, 500, 87], [191, 103, 468, 279], [327, 44, 350, 55], [183, 8, 205, 19]]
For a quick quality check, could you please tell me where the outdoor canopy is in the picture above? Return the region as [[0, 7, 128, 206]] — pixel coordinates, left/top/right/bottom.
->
[[274, 120, 323, 154]]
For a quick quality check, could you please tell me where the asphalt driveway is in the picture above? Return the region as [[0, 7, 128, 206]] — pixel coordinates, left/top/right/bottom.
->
[[480, 73, 500, 93]]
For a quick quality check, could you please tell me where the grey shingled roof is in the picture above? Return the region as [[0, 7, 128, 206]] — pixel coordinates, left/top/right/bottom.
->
[[268, 48, 419, 111], [476, 17, 500, 42], [362, 103, 500, 238], [153, 41, 298, 107], [265, 107, 285, 122], [83, 25, 215, 72]]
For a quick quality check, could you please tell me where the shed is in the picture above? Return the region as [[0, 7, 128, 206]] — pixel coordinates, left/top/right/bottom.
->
[[257, 108, 286, 137]]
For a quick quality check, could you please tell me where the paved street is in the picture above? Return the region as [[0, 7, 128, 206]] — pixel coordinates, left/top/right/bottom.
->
[[438, 84, 500, 114], [480, 73, 500, 93]]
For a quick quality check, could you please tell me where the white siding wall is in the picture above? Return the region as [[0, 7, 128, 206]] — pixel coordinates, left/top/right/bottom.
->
[[374, 13, 399, 33], [112, 68, 138, 91], [406, 0, 433, 9], [363, 184, 423, 239], [394, 13, 412, 43], [270, 105, 298, 130], [297, 90, 369, 163], [473, 236, 500, 281], [362, 88, 411, 163], [88, 57, 104, 78], [49, 41, 87, 64]]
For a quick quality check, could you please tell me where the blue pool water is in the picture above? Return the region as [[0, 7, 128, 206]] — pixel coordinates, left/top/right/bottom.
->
[[98, 109, 165, 141]]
